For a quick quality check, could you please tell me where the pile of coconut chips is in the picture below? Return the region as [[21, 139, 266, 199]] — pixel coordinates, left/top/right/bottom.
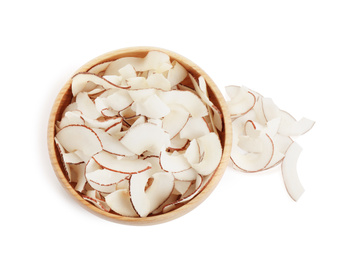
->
[[225, 85, 315, 201], [54, 51, 224, 218]]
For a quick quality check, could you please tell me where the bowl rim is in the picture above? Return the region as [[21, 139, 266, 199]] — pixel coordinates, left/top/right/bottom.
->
[[47, 46, 232, 225]]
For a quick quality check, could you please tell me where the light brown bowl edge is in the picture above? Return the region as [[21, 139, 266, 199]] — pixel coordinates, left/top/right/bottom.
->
[[47, 46, 232, 225]]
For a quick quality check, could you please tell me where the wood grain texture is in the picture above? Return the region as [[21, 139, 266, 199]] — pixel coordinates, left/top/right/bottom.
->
[[47, 46, 232, 225]]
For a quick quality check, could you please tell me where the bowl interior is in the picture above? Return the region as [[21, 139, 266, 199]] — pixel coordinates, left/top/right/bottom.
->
[[48, 46, 232, 225]]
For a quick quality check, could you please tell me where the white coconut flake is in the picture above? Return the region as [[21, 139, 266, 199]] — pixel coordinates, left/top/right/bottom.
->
[[225, 85, 314, 201]]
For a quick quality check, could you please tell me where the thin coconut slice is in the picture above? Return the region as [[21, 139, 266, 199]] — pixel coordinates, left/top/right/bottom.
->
[[72, 72, 130, 96], [179, 117, 211, 140], [87, 61, 112, 75], [86, 169, 128, 193], [158, 90, 208, 118], [104, 51, 172, 76], [281, 142, 305, 201], [162, 104, 190, 139], [162, 174, 203, 213], [173, 180, 192, 195], [120, 123, 170, 155], [231, 133, 274, 173], [76, 92, 102, 119], [92, 129, 134, 157], [225, 85, 256, 118], [128, 88, 157, 101], [167, 60, 188, 87], [173, 168, 198, 181], [189, 75, 223, 131], [68, 163, 86, 192], [167, 135, 189, 152], [130, 171, 174, 217], [131, 94, 170, 119], [118, 64, 137, 80], [58, 111, 84, 129], [82, 190, 110, 212], [105, 189, 138, 217], [278, 117, 315, 137], [146, 73, 171, 91], [159, 151, 191, 173], [92, 150, 151, 174], [55, 125, 103, 162], [106, 89, 133, 111], [189, 133, 222, 176]]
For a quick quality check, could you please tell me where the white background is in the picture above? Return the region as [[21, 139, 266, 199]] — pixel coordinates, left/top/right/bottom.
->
[[1, 0, 337, 259]]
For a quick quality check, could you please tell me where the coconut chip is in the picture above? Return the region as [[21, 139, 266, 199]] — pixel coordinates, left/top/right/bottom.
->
[[54, 51, 223, 217], [225, 85, 314, 201]]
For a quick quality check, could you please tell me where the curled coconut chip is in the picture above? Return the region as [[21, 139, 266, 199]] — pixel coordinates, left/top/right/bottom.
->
[[54, 51, 223, 217], [225, 85, 314, 201]]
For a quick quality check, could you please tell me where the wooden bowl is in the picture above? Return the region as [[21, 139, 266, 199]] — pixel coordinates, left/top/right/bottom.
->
[[47, 46, 232, 225]]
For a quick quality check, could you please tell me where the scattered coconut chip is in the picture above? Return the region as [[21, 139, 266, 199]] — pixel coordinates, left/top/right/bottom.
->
[[54, 51, 223, 217], [281, 142, 305, 201], [225, 85, 314, 201]]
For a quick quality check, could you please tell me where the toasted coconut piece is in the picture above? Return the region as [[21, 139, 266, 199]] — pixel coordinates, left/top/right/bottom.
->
[[281, 142, 304, 201], [72, 72, 130, 96], [130, 171, 174, 217], [179, 117, 210, 140], [158, 90, 208, 118], [167, 61, 188, 87], [92, 150, 151, 174], [159, 151, 191, 173], [76, 92, 102, 119], [55, 125, 103, 162], [105, 189, 138, 217], [190, 133, 222, 176], [162, 104, 190, 139], [120, 123, 170, 155], [92, 129, 134, 157], [132, 94, 170, 119]]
